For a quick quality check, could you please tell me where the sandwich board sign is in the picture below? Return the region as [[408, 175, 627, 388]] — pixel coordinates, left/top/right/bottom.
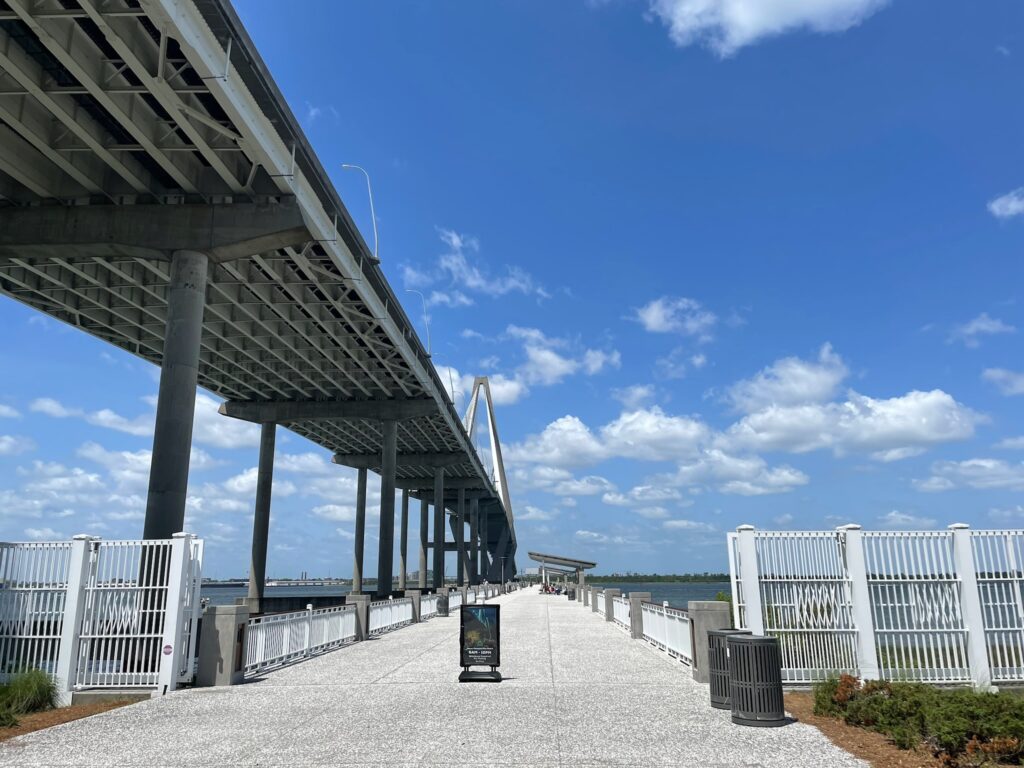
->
[[459, 603, 501, 682]]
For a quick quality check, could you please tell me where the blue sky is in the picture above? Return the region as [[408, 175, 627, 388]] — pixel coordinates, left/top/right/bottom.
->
[[2, 0, 1023, 577]]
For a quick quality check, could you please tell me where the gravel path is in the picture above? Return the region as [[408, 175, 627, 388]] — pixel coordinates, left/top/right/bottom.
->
[[0, 589, 865, 767]]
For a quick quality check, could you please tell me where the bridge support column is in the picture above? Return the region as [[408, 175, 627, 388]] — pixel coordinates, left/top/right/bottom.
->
[[455, 488, 466, 587], [376, 420, 397, 598], [398, 490, 409, 591], [432, 468, 445, 589], [469, 497, 479, 585], [353, 467, 367, 594], [143, 249, 208, 539], [247, 422, 276, 612], [418, 498, 428, 589], [577, 568, 586, 603], [480, 508, 490, 578]]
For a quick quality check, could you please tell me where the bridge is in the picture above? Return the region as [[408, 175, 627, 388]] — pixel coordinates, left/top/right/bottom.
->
[[0, 589, 864, 767], [0, 0, 517, 606]]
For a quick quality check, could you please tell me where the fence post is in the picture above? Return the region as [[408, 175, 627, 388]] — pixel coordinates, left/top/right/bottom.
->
[[156, 533, 191, 696], [305, 604, 313, 657], [949, 523, 993, 690], [736, 525, 764, 635], [54, 534, 95, 706], [838, 524, 879, 680]]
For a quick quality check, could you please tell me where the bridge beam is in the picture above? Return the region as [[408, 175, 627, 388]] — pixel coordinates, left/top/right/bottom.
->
[[0, 201, 311, 262], [221, 398, 436, 424], [143, 249, 207, 539], [332, 452, 466, 470], [397, 477, 490, 491], [247, 422, 276, 611]]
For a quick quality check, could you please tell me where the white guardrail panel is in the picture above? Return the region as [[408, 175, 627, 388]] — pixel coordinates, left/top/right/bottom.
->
[[420, 593, 439, 619], [368, 597, 413, 636], [972, 530, 1024, 682], [641, 602, 693, 665], [449, 591, 463, 610], [245, 604, 356, 676], [596, 591, 605, 615], [612, 596, 630, 630]]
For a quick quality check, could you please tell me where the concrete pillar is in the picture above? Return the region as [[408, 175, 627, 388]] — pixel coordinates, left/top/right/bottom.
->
[[688, 600, 732, 683], [577, 568, 586, 603], [353, 467, 367, 594], [583, 586, 590, 607], [480, 508, 490, 576], [398, 490, 409, 591], [406, 588, 422, 622], [143, 249, 208, 539], [604, 588, 620, 621], [469, 497, 479, 585], [196, 604, 248, 687], [376, 420, 397, 597], [455, 488, 466, 587], [432, 468, 445, 589], [246, 422, 276, 612], [348, 593, 370, 641], [418, 497, 428, 589], [628, 591, 651, 639], [950, 523, 993, 689], [591, 587, 601, 613]]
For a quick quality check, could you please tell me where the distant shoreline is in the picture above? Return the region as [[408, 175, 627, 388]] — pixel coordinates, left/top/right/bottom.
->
[[585, 574, 728, 584]]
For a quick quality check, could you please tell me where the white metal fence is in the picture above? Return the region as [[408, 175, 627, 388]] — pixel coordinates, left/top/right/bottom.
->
[[595, 591, 605, 615], [641, 602, 693, 665], [420, 593, 439, 620], [612, 596, 630, 630], [0, 534, 202, 701], [244, 604, 356, 676], [728, 524, 1024, 686], [467, 588, 477, 604], [368, 597, 413, 636], [449, 591, 463, 610]]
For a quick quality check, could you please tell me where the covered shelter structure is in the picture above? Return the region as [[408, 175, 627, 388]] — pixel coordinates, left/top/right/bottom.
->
[[528, 551, 596, 595]]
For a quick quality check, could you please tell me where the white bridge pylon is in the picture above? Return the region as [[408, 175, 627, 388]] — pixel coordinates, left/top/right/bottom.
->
[[463, 377, 514, 530]]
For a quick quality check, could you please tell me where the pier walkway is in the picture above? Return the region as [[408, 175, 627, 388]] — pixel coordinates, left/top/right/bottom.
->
[[0, 590, 863, 767]]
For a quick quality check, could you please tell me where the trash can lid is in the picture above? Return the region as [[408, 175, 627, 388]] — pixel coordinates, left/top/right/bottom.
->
[[708, 628, 752, 637], [725, 634, 778, 647]]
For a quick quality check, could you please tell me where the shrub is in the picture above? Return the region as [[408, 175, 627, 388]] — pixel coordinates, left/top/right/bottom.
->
[[0, 708, 16, 729], [812, 676, 1024, 766], [0, 669, 57, 715]]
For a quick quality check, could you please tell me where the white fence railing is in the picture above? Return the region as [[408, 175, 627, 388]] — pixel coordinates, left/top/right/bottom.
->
[[728, 525, 1024, 686], [468, 588, 477, 604], [245, 604, 356, 676], [0, 534, 202, 702], [420, 593, 439, 619], [612, 596, 630, 630], [641, 602, 692, 665], [449, 591, 463, 610], [595, 591, 605, 615], [369, 597, 413, 636]]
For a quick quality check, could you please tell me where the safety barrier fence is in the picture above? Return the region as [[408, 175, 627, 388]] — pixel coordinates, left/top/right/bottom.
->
[[468, 588, 477, 604], [449, 591, 463, 610], [612, 595, 630, 630], [0, 534, 202, 702], [420, 593, 439, 619], [244, 604, 356, 676], [728, 525, 1024, 686], [595, 591, 605, 615], [368, 597, 413, 636], [641, 602, 693, 665]]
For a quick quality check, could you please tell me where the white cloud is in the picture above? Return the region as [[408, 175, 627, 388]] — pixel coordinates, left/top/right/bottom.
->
[[647, 0, 890, 56], [507, 416, 607, 468], [520, 345, 579, 386], [655, 347, 691, 379], [613, 385, 656, 410], [727, 343, 847, 412], [25, 527, 62, 540], [0, 435, 34, 456], [0, 405, 20, 419], [314, 504, 357, 522], [575, 529, 609, 543], [223, 467, 297, 497], [336, 527, 355, 540], [995, 436, 1024, 450], [948, 313, 1015, 348], [427, 290, 474, 308], [601, 407, 708, 462], [518, 505, 554, 521], [634, 297, 717, 340], [582, 349, 622, 375], [551, 475, 615, 496], [636, 506, 670, 519], [915, 458, 1024, 492], [983, 368, 1024, 396], [690, 353, 707, 369], [988, 188, 1024, 219], [879, 510, 937, 529], [662, 518, 715, 532], [990, 505, 1024, 522], [274, 451, 335, 475], [603, 485, 683, 506], [773, 513, 794, 526], [670, 449, 809, 495]]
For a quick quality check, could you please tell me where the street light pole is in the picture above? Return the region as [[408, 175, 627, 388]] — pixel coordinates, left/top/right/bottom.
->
[[341, 163, 378, 262]]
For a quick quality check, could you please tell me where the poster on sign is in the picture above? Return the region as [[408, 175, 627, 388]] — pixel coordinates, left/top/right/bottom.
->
[[459, 604, 501, 682]]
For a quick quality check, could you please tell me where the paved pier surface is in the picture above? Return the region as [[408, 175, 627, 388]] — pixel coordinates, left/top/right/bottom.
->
[[0, 590, 863, 767]]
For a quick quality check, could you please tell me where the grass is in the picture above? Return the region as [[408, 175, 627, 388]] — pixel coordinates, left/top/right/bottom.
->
[[0, 669, 58, 729], [814, 674, 1024, 767]]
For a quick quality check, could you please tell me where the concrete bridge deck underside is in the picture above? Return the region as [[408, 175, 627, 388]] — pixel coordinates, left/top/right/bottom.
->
[[0, 591, 864, 767]]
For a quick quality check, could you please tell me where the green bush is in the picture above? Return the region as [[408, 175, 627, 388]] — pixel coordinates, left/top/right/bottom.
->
[[0, 707, 17, 728], [0, 669, 57, 715], [812, 675, 1024, 766]]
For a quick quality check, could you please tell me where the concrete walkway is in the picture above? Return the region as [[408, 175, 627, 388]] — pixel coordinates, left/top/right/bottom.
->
[[0, 590, 864, 767]]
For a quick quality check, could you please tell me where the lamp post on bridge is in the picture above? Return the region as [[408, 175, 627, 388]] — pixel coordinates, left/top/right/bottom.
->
[[341, 163, 379, 262]]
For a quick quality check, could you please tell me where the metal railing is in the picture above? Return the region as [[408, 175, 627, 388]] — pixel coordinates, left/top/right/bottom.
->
[[245, 604, 356, 676], [420, 593, 439, 620], [449, 591, 463, 610], [368, 597, 413, 636], [595, 591, 605, 615], [641, 602, 692, 665], [728, 525, 1024, 685], [612, 596, 630, 630], [467, 588, 477, 604]]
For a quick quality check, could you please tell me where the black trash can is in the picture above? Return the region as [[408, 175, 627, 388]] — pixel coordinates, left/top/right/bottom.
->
[[566, 588, 576, 600], [436, 592, 449, 617], [708, 629, 751, 709], [726, 634, 786, 727]]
